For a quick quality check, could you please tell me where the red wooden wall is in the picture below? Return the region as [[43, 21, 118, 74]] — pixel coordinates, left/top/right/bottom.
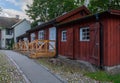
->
[[58, 14, 120, 66], [57, 6, 90, 23], [105, 15, 120, 66], [58, 27, 74, 59], [28, 25, 51, 42], [58, 11, 88, 23], [58, 19, 101, 66]]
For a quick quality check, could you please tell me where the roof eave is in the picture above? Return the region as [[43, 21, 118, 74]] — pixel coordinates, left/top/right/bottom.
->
[[56, 11, 109, 27], [27, 19, 56, 33], [12, 19, 26, 28]]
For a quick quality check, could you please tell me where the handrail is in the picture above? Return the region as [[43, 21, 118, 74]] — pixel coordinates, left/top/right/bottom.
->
[[13, 39, 56, 58]]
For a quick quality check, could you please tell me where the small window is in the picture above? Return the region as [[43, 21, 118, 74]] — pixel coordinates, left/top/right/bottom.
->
[[6, 29, 13, 35], [31, 33, 35, 41], [80, 27, 90, 41], [61, 30, 67, 41], [38, 30, 44, 40]]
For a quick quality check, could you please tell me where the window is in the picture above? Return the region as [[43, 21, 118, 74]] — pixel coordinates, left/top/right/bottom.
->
[[38, 30, 44, 40], [6, 39, 11, 46], [6, 29, 13, 35], [31, 33, 35, 41], [80, 27, 90, 41], [61, 30, 67, 41]]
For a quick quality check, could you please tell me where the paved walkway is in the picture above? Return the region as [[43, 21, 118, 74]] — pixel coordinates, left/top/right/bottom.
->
[[2, 50, 63, 83]]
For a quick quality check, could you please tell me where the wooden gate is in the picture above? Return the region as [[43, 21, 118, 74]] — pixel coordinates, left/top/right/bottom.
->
[[89, 22, 100, 66]]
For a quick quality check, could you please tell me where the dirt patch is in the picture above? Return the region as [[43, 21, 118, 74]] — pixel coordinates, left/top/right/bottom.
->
[[36, 57, 98, 83]]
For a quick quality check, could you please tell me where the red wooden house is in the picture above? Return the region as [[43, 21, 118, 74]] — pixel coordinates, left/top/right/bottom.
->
[[25, 5, 90, 50], [27, 20, 56, 42], [17, 5, 120, 69], [26, 5, 90, 41], [56, 9, 120, 69]]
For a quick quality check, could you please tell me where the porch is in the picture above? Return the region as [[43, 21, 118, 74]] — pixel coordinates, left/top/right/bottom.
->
[[13, 39, 56, 58]]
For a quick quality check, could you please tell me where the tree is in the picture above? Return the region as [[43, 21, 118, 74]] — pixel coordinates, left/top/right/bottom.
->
[[26, 0, 85, 23], [110, 0, 120, 9], [88, 0, 120, 13]]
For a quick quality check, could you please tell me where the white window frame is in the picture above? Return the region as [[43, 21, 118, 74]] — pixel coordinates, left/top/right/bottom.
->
[[31, 33, 35, 41], [38, 30, 44, 40], [80, 27, 90, 41], [61, 30, 67, 41]]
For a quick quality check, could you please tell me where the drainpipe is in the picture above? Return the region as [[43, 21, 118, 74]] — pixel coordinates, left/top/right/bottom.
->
[[99, 23, 104, 69], [55, 27, 58, 58], [95, 14, 104, 69]]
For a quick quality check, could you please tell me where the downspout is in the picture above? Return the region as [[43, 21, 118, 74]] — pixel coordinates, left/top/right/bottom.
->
[[99, 22, 104, 69], [95, 14, 104, 69], [55, 27, 58, 58], [54, 23, 58, 58]]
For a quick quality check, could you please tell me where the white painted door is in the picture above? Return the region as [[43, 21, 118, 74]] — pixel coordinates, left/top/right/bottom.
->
[[49, 27, 56, 50], [23, 38, 28, 41], [31, 33, 35, 41]]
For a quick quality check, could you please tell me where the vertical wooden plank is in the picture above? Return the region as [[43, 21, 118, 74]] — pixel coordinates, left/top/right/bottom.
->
[[66, 27, 74, 58], [110, 17, 114, 66], [114, 17, 117, 65], [89, 22, 100, 66], [107, 17, 111, 66], [35, 31, 38, 40], [104, 19, 107, 66], [118, 18, 120, 65], [111, 16, 116, 66], [76, 25, 80, 60], [115, 16, 120, 65], [115, 17, 119, 65]]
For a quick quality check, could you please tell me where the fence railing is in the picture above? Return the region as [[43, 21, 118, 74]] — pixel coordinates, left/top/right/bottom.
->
[[13, 39, 56, 58]]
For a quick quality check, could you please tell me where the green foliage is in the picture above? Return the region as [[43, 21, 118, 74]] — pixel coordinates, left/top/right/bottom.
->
[[10, 38, 14, 50], [88, 0, 120, 13], [31, 20, 41, 28], [25, 0, 86, 27], [86, 71, 120, 83], [7, 38, 14, 50]]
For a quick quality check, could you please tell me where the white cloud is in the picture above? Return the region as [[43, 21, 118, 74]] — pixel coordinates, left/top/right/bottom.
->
[[0, 8, 30, 20], [21, 0, 33, 12], [0, 0, 33, 20]]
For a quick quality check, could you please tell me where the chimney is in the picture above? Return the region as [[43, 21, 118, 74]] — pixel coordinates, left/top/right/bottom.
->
[[16, 15, 19, 19]]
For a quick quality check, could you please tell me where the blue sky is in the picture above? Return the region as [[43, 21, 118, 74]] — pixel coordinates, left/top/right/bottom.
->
[[0, 0, 22, 11], [0, 0, 33, 20]]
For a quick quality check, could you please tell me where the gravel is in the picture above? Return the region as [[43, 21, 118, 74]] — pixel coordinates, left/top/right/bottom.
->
[[0, 51, 26, 83]]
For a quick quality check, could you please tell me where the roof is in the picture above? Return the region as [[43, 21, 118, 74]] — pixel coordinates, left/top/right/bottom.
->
[[27, 5, 90, 33], [27, 19, 56, 33], [56, 5, 91, 22], [17, 33, 29, 39], [57, 9, 120, 27], [0, 16, 20, 29], [12, 19, 30, 28]]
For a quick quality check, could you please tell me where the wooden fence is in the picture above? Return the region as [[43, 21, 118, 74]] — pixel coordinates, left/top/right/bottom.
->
[[13, 40, 56, 58]]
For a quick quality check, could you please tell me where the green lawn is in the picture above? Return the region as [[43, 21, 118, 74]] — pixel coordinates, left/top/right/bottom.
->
[[85, 71, 120, 83]]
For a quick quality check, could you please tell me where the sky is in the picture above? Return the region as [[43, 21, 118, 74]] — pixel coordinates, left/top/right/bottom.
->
[[0, 0, 33, 20]]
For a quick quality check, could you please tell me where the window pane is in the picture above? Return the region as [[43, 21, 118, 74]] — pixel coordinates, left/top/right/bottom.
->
[[61, 30, 67, 41], [39, 30, 44, 40], [80, 27, 90, 41]]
